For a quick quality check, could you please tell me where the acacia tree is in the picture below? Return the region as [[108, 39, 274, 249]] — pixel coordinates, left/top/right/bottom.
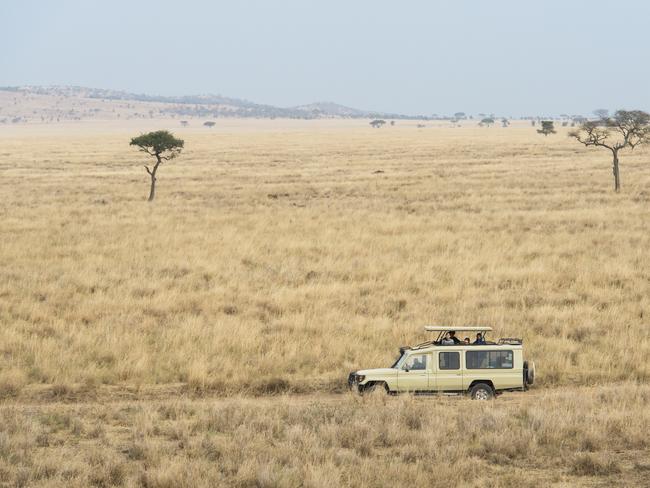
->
[[130, 131, 184, 201], [479, 117, 494, 127], [569, 110, 650, 192], [593, 109, 609, 120], [370, 119, 386, 128], [537, 121, 556, 136]]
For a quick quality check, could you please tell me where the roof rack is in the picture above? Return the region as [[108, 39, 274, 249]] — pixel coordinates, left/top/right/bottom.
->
[[424, 326, 493, 332], [498, 338, 523, 345], [409, 340, 436, 351], [424, 326, 493, 345]]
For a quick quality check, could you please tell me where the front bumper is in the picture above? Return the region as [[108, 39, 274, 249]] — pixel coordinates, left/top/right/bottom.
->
[[348, 372, 365, 392], [348, 372, 357, 389]]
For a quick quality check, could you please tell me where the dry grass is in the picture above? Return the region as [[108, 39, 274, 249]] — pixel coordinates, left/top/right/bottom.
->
[[1, 122, 649, 393], [1, 384, 649, 487], [1, 120, 650, 485]]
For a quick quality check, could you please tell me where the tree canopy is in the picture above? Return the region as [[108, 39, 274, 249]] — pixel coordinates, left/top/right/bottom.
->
[[479, 117, 494, 127], [537, 121, 556, 136], [130, 131, 184, 160], [569, 110, 650, 153]]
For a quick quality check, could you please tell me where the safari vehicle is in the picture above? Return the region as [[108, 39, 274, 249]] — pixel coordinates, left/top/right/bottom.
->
[[348, 326, 535, 400]]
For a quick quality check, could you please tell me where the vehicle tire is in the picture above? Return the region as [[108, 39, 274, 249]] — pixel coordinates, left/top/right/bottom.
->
[[362, 382, 388, 396], [524, 360, 535, 386], [470, 383, 494, 401]]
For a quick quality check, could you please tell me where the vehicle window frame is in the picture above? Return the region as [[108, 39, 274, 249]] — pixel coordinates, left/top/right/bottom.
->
[[465, 350, 514, 369], [392, 353, 406, 369], [402, 353, 428, 371], [438, 351, 460, 370]]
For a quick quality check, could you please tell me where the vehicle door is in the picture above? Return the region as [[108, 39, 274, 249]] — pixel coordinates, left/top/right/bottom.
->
[[397, 353, 430, 392], [436, 350, 463, 392]]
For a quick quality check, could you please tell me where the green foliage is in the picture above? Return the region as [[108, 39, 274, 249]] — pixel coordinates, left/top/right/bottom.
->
[[130, 130, 184, 159], [479, 118, 494, 127], [537, 121, 556, 136]]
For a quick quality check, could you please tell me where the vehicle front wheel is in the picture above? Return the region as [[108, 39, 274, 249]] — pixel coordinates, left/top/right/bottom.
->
[[362, 382, 389, 396], [470, 383, 494, 401]]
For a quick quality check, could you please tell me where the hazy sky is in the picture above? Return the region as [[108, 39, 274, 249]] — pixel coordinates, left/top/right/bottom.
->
[[2, 0, 649, 116]]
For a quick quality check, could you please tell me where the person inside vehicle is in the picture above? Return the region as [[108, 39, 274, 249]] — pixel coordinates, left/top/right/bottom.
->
[[473, 333, 486, 345], [464, 337, 470, 344], [441, 333, 454, 345], [448, 330, 462, 344]]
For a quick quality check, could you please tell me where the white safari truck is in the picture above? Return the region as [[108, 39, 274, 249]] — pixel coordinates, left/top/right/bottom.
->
[[348, 326, 535, 400]]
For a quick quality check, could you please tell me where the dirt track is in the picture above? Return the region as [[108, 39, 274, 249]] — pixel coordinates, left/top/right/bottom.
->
[[1, 382, 551, 409]]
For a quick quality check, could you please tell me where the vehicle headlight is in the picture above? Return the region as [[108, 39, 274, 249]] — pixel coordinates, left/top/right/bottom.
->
[[356, 375, 365, 382]]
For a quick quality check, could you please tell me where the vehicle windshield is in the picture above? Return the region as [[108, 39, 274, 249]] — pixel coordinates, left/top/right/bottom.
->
[[391, 352, 406, 369]]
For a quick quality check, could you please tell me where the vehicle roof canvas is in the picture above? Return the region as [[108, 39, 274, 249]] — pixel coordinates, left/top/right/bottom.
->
[[424, 326, 493, 332]]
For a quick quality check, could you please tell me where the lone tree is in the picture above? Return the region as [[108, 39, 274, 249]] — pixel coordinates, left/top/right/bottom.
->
[[569, 110, 650, 192], [370, 119, 386, 128], [479, 117, 494, 127], [130, 131, 184, 201], [501, 118, 510, 128], [203, 121, 216, 128], [537, 121, 556, 136]]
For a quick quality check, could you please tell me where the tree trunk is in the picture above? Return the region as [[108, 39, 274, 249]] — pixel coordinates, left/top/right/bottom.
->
[[612, 150, 620, 192], [147, 156, 162, 202], [148, 171, 156, 201]]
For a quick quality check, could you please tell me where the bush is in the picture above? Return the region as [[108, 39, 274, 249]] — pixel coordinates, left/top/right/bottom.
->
[[570, 453, 621, 476]]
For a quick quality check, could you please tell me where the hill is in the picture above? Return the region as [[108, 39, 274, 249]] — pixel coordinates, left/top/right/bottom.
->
[[0, 85, 424, 123]]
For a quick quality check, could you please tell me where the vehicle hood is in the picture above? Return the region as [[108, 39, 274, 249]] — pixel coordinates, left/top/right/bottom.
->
[[355, 368, 397, 377]]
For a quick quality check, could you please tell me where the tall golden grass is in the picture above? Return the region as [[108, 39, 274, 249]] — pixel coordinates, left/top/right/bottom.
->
[[1, 385, 649, 487], [1, 122, 650, 395], [2, 121, 650, 487]]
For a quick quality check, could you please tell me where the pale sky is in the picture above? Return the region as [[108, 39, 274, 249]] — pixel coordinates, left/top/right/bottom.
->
[[2, 0, 649, 116]]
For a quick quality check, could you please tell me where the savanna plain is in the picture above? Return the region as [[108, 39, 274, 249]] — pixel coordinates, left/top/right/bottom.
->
[[1, 120, 650, 487]]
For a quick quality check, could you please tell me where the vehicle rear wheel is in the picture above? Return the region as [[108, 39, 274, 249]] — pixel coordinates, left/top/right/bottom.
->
[[524, 360, 535, 386], [470, 383, 494, 400]]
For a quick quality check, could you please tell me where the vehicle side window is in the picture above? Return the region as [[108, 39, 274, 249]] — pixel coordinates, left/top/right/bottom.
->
[[466, 350, 513, 369], [404, 354, 428, 371], [439, 352, 460, 370]]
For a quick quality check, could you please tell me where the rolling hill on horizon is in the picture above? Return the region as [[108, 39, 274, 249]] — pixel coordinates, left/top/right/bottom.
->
[[0, 85, 425, 123]]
